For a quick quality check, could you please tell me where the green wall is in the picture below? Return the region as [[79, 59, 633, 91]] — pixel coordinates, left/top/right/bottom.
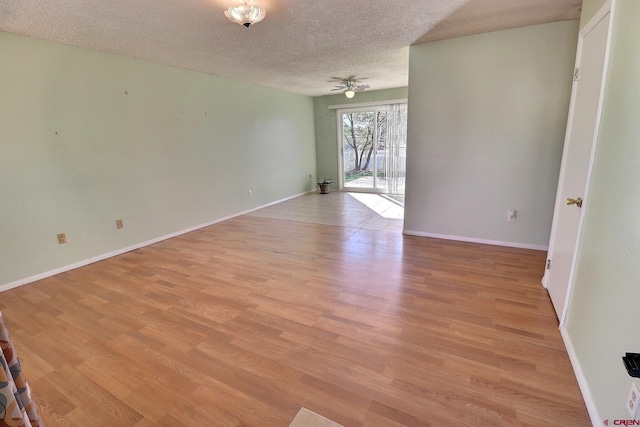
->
[[564, 0, 640, 421], [404, 20, 579, 249], [313, 88, 408, 190], [0, 31, 317, 288]]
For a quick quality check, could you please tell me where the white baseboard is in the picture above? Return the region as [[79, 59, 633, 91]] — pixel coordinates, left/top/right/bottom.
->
[[402, 230, 549, 251], [0, 191, 311, 293], [561, 327, 600, 426]]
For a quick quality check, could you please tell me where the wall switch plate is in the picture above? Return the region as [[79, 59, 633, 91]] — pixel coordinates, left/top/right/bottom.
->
[[628, 382, 640, 419], [116, 219, 124, 229], [508, 209, 517, 222], [57, 233, 67, 244], [248, 190, 253, 197]]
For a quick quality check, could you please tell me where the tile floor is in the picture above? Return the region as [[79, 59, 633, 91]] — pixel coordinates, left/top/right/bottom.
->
[[289, 408, 344, 427], [248, 191, 404, 232]]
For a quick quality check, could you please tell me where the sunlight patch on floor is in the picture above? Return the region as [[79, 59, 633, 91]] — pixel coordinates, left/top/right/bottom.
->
[[348, 193, 404, 220], [289, 408, 344, 427]]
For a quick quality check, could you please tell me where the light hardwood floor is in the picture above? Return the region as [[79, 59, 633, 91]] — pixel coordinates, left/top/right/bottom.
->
[[0, 197, 589, 426]]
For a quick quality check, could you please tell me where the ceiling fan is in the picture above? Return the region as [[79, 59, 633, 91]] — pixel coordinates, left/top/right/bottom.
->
[[330, 76, 370, 98]]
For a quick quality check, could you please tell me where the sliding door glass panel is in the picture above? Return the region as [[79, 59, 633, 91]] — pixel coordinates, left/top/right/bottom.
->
[[378, 104, 407, 194], [342, 111, 375, 190], [340, 104, 407, 194]]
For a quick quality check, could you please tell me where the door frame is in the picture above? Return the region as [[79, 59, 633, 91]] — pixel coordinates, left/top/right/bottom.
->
[[332, 99, 407, 193], [543, 0, 614, 326]]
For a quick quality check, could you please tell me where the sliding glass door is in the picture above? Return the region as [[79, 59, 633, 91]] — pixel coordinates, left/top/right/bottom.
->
[[339, 103, 406, 194]]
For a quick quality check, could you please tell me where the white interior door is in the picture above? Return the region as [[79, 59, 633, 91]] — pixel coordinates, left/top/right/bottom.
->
[[545, 6, 611, 324]]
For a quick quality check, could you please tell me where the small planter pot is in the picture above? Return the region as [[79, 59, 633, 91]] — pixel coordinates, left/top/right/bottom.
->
[[317, 183, 331, 194], [317, 179, 332, 194]]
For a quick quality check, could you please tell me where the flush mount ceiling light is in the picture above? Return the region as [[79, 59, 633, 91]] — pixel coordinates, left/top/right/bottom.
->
[[225, 1, 266, 28]]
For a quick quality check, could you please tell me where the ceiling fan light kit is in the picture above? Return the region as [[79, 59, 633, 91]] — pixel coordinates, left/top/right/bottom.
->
[[330, 76, 370, 99], [225, 1, 266, 28]]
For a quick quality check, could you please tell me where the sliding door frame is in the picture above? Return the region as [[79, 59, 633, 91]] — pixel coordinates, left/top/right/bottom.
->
[[332, 99, 407, 194]]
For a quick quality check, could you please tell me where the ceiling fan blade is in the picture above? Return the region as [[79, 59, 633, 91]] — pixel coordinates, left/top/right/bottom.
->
[[328, 75, 368, 93], [330, 75, 357, 82]]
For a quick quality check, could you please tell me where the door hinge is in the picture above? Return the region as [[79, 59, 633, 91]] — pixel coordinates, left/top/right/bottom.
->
[[573, 67, 581, 82], [546, 259, 552, 270]]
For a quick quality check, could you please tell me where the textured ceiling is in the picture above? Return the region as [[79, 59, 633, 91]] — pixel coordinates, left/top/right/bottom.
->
[[0, 0, 582, 96]]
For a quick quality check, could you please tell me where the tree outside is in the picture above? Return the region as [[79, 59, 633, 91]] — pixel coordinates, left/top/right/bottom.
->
[[342, 111, 388, 182]]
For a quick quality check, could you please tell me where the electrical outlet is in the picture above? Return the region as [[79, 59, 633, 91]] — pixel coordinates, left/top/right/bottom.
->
[[628, 383, 640, 419], [116, 219, 124, 229], [57, 233, 67, 244], [248, 190, 253, 197], [508, 209, 517, 222]]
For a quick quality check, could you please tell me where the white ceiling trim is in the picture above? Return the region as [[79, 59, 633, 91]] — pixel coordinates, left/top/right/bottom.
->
[[328, 99, 408, 110]]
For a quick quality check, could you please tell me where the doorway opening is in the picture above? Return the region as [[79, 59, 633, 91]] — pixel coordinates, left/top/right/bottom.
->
[[338, 102, 407, 195]]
